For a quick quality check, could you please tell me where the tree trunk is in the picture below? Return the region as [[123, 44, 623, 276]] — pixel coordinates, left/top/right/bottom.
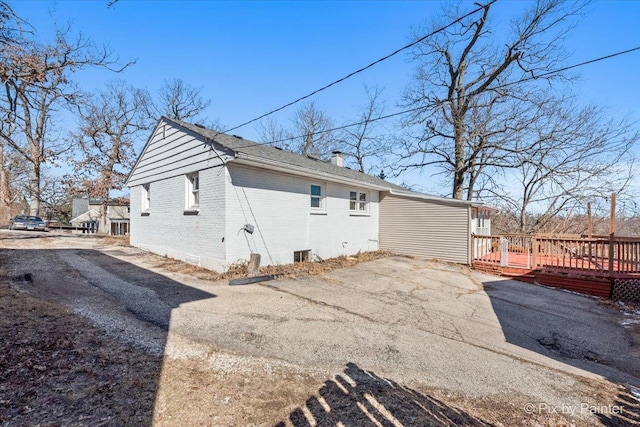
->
[[0, 142, 10, 222], [452, 121, 465, 199], [99, 201, 109, 234], [29, 161, 40, 216], [519, 206, 527, 233]]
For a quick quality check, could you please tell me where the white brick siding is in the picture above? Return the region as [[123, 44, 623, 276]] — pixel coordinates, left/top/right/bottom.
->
[[224, 164, 379, 268], [130, 165, 227, 271]]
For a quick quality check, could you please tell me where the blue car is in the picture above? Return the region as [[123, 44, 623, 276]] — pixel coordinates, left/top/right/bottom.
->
[[10, 215, 47, 231]]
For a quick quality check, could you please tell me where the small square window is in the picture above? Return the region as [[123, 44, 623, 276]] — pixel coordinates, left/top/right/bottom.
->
[[294, 250, 310, 263], [349, 190, 368, 212]]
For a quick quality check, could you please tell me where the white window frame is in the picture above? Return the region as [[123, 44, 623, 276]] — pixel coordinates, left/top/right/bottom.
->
[[142, 184, 150, 212], [349, 190, 368, 213], [186, 173, 200, 210], [310, 183, 325, 212]]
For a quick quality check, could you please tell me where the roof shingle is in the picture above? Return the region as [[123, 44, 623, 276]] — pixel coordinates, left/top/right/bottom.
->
[[167, 117, 407, 191]]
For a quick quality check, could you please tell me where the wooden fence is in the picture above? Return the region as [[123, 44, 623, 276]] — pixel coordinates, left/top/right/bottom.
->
[[472, 234, 640, 275]]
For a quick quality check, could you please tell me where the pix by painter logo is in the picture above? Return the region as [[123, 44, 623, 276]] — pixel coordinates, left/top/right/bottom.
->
[[523, 402, 624, 416]]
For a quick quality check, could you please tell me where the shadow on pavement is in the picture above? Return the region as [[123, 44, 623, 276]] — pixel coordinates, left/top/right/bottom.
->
[[0, 247, 215, 426], [484, 278, 640, 392], [275, 362, 492, 427]]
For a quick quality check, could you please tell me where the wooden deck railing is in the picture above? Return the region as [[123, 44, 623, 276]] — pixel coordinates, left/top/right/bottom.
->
[[471, 234, 640, 274]]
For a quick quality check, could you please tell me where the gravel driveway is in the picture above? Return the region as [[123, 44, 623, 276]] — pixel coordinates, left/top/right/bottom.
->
[[3, 230, 639, 426]]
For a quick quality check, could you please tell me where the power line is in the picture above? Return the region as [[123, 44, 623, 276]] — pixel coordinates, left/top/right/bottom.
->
[[226, 45, 640, 150], [221, 0, 497, 134]]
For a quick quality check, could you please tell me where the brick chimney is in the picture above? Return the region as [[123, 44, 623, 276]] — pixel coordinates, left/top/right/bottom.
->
[[330, 151, 344, 167]]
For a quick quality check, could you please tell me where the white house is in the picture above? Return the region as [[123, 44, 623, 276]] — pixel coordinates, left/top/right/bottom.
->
[[70, 198, 130, 235], [125, 117, 495, 272]]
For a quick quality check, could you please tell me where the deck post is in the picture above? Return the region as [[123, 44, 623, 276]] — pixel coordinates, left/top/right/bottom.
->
[[608, 193, 616, 277], [471, 235, 475, 262], [531, 236, 537, 269], [608, 233, 614, 277]]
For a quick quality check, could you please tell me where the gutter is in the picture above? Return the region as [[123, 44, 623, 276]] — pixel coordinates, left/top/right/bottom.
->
[[388, 189, 476, 206], [388, 189, 500, 212]]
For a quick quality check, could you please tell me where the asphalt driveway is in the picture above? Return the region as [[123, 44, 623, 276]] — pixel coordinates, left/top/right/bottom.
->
[[3, 230, 639, 425]]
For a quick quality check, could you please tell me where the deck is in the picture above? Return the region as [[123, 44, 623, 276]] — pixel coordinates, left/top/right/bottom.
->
[[472, 235, 640, 299]]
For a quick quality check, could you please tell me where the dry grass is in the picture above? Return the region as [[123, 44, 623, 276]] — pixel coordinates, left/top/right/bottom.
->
[[259, 250, 394, 279], [0, 274, 160, 425], [151, 250, 394, 282], [96, 235, 131, 246]]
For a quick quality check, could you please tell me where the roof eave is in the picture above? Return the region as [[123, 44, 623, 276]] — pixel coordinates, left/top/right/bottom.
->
[[231, 154, 393, 191], [387, 189, 478, 207]]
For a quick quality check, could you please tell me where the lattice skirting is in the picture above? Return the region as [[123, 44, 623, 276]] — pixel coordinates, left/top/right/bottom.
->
[[612, 278, 640, 302]]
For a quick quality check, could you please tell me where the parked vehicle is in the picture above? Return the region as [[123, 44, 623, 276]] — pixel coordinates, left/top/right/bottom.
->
[[9, 215, 47, 231]]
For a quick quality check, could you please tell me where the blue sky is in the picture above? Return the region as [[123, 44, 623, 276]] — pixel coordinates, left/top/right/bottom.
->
[[9, 0, 640, 192]]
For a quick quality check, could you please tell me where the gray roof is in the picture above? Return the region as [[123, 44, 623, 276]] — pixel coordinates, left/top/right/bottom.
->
[[166, 117, 407, 191]]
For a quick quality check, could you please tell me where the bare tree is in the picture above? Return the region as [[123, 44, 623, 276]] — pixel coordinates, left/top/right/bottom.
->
[[487, 99, 637, 233], [335, 85, 392, 173], [256, 116, 288, 147], [0, 24, 129, 216], [291, 101, 336, 158], [68, 80, 150, 233], [400, 0, 587, 199], [152, 78, 211, 122], [256, 101, 336, 159], [40, 174, 72, 224], [0, 1, 26, 222]]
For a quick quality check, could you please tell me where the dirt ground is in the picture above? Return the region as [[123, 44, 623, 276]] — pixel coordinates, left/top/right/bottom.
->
[[1, 231, 640, 426]]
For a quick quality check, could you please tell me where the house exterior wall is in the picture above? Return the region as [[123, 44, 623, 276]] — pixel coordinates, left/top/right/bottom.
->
[[101, 204, 130, 220], [224, 164, 380, 268], [379, 193, 470, 264], [72, 199, 89, 220], [127, 123, 230, 188], [129, 165, 227, 271], [470, 207, 492, 236]]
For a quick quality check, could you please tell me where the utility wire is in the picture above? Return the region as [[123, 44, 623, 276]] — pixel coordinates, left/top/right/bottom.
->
[[226, 45, 640, 150], [221, 0, 497, 134]]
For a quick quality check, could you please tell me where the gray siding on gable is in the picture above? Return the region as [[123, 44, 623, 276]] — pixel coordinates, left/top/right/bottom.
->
[[379, 193, 470, 264], [127, 124, 227, 187]]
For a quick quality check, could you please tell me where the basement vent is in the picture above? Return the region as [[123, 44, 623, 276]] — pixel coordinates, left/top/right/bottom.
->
[[294, 250, 310, 263]]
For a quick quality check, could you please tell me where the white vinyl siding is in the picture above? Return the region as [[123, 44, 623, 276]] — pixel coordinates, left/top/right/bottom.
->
[[379, 193, 470, 264]]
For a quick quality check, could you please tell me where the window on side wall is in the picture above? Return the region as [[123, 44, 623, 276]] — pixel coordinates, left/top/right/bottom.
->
[[142, 184, 150, 212], [294, 250, 310, 263], [310, 184, 324, 211], [349, 190, 368, 213], [186, 173, 200, 209]]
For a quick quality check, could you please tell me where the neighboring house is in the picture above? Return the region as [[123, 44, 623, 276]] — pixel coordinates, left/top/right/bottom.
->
[[125, 117, 495, 272], [70, 198, 130, 235]]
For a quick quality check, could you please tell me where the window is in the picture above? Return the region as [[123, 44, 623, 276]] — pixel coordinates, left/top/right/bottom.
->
[[142, 184, 150, 212], [310, 184, 324, 210], [294, 250, 310, 263], [349, 191, 368, 212], [187, 173, 199, 209]]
